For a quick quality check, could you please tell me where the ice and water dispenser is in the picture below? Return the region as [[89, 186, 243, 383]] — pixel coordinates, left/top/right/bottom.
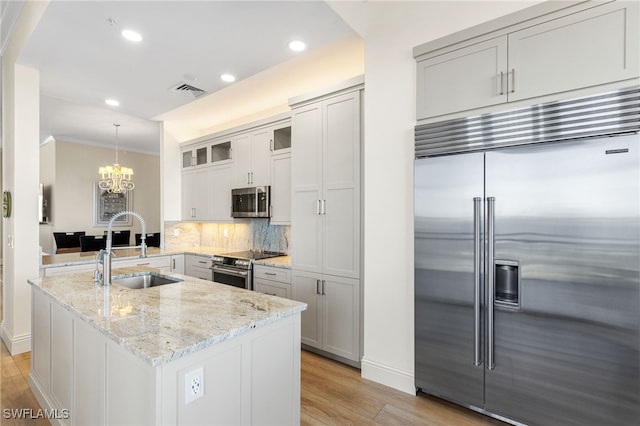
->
[[495, 260, 520, 308]]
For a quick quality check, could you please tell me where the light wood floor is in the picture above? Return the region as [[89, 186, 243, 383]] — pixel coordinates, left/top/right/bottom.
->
[[301, 351, 504, 426], [1, 275, 503, 425], [0, 347, 503, 426]]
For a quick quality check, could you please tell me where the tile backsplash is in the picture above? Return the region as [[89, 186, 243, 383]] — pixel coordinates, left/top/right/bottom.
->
[[164, 221, 290, 254]]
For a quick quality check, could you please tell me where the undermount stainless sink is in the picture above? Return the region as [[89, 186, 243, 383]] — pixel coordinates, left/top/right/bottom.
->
[[112, 273, 182, 289]]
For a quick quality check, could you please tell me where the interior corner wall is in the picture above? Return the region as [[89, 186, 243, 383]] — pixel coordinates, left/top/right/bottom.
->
[[44, 140, 161, 248], [359, 1, 542, 394]]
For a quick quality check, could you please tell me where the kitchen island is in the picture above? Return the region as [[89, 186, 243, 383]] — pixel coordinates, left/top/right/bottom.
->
[[28, 267, 305, 425]]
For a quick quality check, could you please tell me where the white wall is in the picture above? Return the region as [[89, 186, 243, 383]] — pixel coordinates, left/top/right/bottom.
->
[[1, 0, 48, 355], [351, 0, 542, 393], [39, 140, 161, 252]]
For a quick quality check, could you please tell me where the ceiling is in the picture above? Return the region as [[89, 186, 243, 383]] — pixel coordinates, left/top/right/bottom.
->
[[16, 0, 359, 154]]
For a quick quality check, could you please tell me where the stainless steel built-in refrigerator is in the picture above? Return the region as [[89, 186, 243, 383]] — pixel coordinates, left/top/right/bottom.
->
[[414, 88, 640, 426]]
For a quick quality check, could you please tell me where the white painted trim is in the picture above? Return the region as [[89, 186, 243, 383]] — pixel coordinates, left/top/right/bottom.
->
[[0, 325, 31, 355], [360, 356, 416, 395]]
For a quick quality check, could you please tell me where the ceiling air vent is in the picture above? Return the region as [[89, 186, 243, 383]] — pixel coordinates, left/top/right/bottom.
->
[[170, 82, 207, 98]]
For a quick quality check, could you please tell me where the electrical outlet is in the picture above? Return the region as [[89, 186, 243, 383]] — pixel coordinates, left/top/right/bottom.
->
[[184, 367, 204, 404], [173, 228, 180, 237]]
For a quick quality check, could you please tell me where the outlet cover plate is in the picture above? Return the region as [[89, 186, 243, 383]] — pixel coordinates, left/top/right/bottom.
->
[[184, 366, 204, 405]]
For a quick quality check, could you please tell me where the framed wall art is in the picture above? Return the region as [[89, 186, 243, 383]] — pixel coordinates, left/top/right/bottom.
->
[[93, 182, 132, 226]]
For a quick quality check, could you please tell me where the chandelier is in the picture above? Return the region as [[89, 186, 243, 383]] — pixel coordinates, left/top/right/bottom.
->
[[98, 124, 135, 193]]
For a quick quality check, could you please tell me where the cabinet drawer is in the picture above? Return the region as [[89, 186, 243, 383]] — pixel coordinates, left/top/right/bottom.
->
[[185, 255, 212, 280], [253, 265, 291, 283], [115, 255, 171, 270], [254, 279, 291, 299]]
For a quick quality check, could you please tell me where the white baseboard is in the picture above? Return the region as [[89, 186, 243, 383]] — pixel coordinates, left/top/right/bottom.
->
[[360, 356, 416, 395], [1, 325, 31, 355]]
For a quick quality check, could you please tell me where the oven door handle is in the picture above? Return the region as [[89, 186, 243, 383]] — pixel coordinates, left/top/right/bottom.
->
[[210, 266, 249, 277]]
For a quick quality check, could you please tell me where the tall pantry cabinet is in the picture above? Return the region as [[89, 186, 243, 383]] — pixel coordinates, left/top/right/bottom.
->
[[289, 77, 363, 364]]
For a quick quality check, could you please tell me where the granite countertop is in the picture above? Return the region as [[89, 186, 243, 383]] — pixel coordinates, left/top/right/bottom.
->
[[254, 256, 292, 268], [28, 267, 305, 366], [42, 247, 292, 269]]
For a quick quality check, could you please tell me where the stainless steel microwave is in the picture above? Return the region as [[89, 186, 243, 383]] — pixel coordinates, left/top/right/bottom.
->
[[231, 186, 270, 218]]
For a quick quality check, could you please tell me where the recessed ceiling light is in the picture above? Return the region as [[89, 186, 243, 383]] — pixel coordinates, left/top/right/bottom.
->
[[121, 29, 142, 42], [105, 99, 120, 107], [220, 74, 236, 83], [288, 40, 306, 52]]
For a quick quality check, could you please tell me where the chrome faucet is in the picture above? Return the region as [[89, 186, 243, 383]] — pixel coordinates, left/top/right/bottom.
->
[[100, 210, 147, 286]]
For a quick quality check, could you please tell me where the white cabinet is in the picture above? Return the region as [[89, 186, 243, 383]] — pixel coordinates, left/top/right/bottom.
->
[[270, 153, 291, 224], [181, 145, 208, 169], [209, 163, 233, 222], [291, 89, 361, 278], [417, 36, 507, 118], [181, 138, 232, 222], [171, 254, 185, 274], [185, 254, 212, 280], [290, 79, 363, 363], [42, 255, 172, 277], [253, 264, 291, 298], [31, 290, 73, 425], [180, 114, 291, 222], [181, 168, 210, 221], [292, 270, 359, 362], [233, 130, 270, 187], [416, 1, 639, 119], [114, 255, 171, 271]]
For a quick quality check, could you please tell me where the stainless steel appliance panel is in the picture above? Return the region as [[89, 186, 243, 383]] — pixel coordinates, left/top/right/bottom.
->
[[231, 186, 270, 218], [484, 136, 640, 425], [211, 265, 251, 290], [415, 152, 485, 408]]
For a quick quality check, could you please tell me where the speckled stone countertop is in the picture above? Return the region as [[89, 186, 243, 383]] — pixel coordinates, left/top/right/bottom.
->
[[254, 256, 292, 268], [28, 267, 305, 366], [42, 247, 292, 269]]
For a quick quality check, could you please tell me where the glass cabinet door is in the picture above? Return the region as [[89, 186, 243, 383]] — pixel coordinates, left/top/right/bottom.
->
[[195, 146, 207, 166], [272, 125, 291, 152], [182, 150, 194, 168]]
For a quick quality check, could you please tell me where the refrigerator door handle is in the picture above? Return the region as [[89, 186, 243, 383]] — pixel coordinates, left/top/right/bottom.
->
[[473, 197, 482, 366], [487, 197, 496, 370]]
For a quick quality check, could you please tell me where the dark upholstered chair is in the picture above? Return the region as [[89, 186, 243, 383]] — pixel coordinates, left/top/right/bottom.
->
[[104, 230, 131, 247], [53, 231, 85, 254], [135, 232, 160, 247], [79, 235, 107, 252]]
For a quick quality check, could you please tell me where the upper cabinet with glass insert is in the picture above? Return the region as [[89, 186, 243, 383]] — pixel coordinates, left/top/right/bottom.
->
[[272, 124, 291, 153], [182, 139, 232, 169], [182, 145, 208, 169]]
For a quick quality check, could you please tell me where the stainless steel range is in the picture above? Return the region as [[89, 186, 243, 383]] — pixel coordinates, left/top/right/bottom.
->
[[210, 250, 284, 290]]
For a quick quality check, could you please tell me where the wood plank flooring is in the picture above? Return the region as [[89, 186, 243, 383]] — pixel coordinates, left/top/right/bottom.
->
[[301, 350, 504, 426]]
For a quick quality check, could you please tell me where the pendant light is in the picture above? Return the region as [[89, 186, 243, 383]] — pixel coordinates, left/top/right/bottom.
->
[[98, 123, 135, 193]]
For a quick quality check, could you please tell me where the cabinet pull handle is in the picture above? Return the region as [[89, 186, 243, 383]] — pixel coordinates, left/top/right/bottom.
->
[[510, 68, 515, 94], [497, 71, 504, 95], [198, 260, 207, 264], [321, 200, 326, 215], [137, 262, 150, 266], [172, 259, 176, 269], [265, 272, 277, 276], [316, 200, 321, 215], [316, 279, 321, 295], [321, 280, 326, 296], [247, 172, 251, 184]]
